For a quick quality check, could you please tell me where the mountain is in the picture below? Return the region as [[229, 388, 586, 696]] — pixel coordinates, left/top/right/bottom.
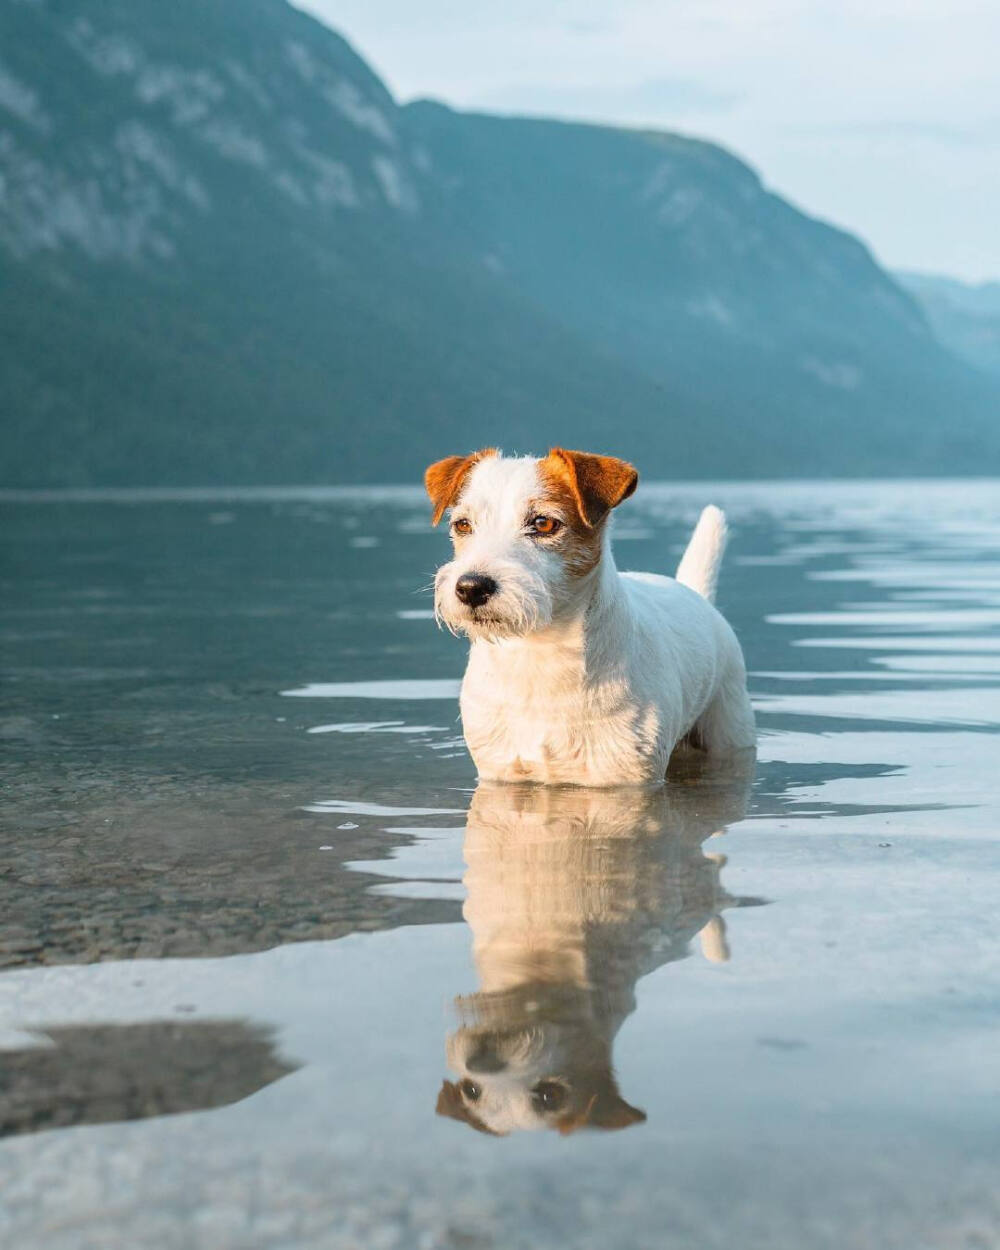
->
[[895, 271, 1000, 377], [1, 0, 997, 487]]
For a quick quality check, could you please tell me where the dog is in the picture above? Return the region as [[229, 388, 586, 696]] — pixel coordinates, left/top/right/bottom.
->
[[425, 447, 755, 785], [436, 768, 756, 1135]]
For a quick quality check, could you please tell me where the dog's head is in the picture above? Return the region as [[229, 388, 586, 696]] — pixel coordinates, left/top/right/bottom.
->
[[425, 448, 637, 640]]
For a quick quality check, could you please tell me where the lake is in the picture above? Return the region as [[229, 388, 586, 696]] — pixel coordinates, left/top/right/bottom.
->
[[1, 479, 999, 1249]]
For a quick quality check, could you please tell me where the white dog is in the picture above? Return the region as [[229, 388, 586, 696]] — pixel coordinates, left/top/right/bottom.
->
[[426, 447, 755, 785]]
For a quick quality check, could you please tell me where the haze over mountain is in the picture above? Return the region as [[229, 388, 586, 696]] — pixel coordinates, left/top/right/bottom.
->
[[895, 272, 1000, 379], [1, 0, 997, 487]]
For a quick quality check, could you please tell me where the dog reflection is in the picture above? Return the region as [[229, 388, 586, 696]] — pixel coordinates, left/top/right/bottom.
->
[[437, 770, 753, 1135]]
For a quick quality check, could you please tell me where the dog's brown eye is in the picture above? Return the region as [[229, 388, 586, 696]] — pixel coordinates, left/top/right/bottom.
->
[[459, 1079, 482, 1102], [452, 517, 472, 536], [530, 515, 561, 536], [531, 1080, 567, 1112]]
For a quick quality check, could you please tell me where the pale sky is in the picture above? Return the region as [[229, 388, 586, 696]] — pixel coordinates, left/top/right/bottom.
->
[[295, 0, 999, 283]]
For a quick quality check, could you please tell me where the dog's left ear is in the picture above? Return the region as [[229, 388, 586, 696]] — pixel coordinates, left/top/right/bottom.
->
[[546, 448, 638, 528], [424, 449, 498, 526]]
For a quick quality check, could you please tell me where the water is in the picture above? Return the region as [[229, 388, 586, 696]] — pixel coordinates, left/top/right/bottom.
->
[[1, 480, 998, 1249]]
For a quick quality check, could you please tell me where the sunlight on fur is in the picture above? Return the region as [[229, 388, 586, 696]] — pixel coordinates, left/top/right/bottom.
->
[[425, 448, 756, 785]]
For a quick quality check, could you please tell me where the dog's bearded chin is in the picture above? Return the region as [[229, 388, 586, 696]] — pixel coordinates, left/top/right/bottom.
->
[[438, 601, 553, 641], [455, 613, 533, 641], [434, 572, 553, 641]]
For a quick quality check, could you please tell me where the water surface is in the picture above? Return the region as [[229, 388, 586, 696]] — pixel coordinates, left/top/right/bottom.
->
[[1, 480, 999, 1248]]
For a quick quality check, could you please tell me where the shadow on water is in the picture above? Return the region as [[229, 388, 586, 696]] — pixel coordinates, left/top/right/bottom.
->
[[0, 1019, 297, 1139], [437, 761, 762, 1136]]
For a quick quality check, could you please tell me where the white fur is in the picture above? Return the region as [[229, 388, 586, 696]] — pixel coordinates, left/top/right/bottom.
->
[[432, 454, 755, 786], [675, 503, 727, 602]]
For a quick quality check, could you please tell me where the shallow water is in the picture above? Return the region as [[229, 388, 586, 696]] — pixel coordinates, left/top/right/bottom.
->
[[1, 480, 999, 1249]]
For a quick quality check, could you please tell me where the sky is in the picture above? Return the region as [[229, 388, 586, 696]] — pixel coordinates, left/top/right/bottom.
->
[[294, 0, 999, 283]]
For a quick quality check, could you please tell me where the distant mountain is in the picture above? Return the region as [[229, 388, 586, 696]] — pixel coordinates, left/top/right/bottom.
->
[[1, 0, 997, 487], [895, 271, 1000, 377]]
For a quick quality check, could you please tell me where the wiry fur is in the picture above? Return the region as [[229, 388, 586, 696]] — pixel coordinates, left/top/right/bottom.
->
[[427, 449, 755, 786]]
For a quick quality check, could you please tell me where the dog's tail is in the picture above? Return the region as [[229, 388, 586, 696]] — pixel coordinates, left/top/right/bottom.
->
[[675, 505, 727, 603]]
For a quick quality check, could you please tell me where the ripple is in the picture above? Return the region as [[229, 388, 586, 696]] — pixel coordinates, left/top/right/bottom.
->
[[282, 679, 461, 699], [301, 799, 464, 816], [306, 722, 447, 735]]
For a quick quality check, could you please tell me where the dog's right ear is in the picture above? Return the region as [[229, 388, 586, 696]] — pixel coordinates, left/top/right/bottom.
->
[[424, 449, 497, 526]]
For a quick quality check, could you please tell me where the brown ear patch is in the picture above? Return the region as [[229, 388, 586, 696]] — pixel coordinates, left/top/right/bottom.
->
[[586, 1092, 647, 1132], [556, 1078, 647, 1135], [535, 464, 604, 579], [435, 1079, 504, 1135], [544, 448, 638, 528], [424, 448, 498, 526]]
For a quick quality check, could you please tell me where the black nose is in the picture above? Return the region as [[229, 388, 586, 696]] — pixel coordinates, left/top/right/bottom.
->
[[455, 573, 497, 608], [466, 1046, 506, 1074]]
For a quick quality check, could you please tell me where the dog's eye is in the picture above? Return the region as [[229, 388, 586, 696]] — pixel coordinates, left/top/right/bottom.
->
[[452, 517, 472, 536], [529, 515, 561, 536], [459, 1079, 482, 1102], [531, 1080, 567, 1112]]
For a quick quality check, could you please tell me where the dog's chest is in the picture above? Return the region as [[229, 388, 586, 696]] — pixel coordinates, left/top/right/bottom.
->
[[459, 647, 668, 784]]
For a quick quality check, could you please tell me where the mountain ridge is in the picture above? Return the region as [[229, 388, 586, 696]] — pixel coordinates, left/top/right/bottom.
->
[[1, 0, 997, 486], [895, 270, 1000, 378]]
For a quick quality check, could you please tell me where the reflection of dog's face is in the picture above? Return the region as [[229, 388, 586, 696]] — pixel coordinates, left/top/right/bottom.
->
[[437, 772, 752, 1135], [439, 984, 645, 1135]]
